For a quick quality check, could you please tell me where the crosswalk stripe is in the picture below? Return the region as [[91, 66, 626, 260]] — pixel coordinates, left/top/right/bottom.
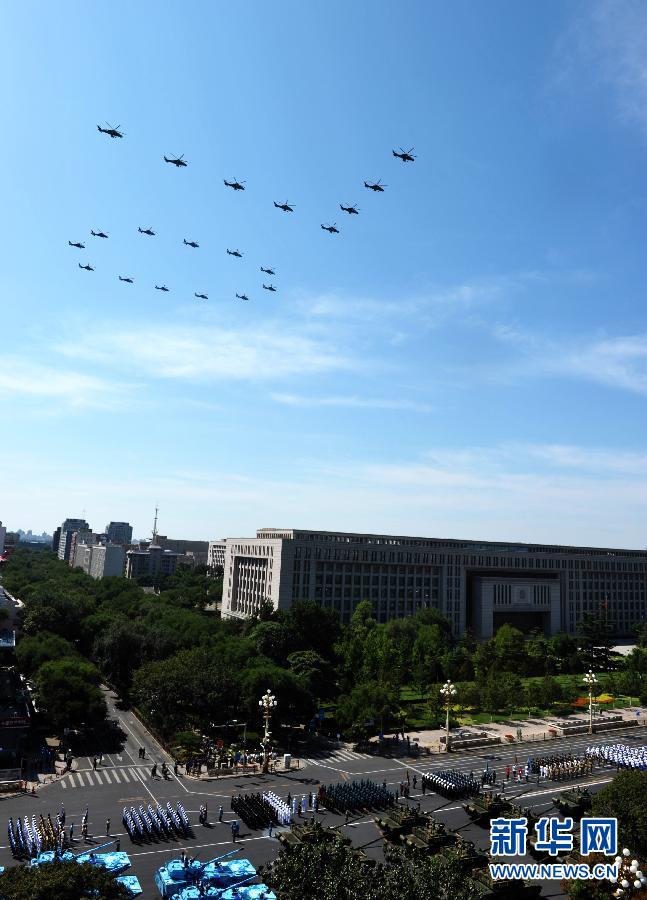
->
[[94, 772, 103, 784], [76, 773, 85, 787], [86, 772, 94, 786], [129, 768, 140, 779], [102, 770, 112, 783], [61, 780, 67, 789]]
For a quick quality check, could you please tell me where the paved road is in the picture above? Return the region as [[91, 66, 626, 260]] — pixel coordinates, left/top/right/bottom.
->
[[1, 714, 644, 898]]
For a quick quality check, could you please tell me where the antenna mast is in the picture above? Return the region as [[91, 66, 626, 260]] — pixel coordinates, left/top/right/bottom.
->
[[152, 505, 159, 546]]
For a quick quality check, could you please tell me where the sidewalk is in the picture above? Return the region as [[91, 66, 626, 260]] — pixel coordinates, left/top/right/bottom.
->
[[408, 706, 647, 753]]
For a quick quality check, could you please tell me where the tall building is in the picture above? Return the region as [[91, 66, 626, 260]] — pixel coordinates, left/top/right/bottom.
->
[[126, 545, 185, 579], [221, 528, 647, 637], [105, 521, 133, 545], [56, 518, 90, 562], [207, 540, 226, 573], [0, 522, 6, 556], [71, 541, 125, 579], [52, 526, 61, 555], [68, 530, 98, 567]]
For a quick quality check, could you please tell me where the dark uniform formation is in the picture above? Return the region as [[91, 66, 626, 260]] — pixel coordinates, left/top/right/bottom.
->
[[75, 126, 418, 301], [121, 801, 189, 843], [230, 793, 275, 830], [421, 769, 481, 798], [318, 779, 395, 813]]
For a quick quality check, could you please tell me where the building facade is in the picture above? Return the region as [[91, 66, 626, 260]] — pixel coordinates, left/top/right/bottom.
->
[[207, 540, 226, 573], [221, 528, 647, 637], [71, 542, 125, 579], [125, 545, 186, 579], [105, 521, 133, 545], [56, 518, 90, 561], [0, 522, 5, 557]]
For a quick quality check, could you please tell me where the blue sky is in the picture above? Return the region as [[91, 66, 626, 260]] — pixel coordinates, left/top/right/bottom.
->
[[1, 1, 646, 545]]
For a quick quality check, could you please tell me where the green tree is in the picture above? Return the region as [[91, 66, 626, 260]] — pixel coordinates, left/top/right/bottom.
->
[[34, 659, 106, 731], [591, 770, 647, 855], [263, 838, 479, 900], [532, 675, 563, 710], [251, 621, 292, 664], [493, 624, 527, 673], [286, 650, 336, 700], [336, 681, 400, 736], [0, 860, 129, 900], [362, 625, 402, 688], [577, 612, 613, 669], [411, 624, 445, 693], [15, 632, 79, 677]]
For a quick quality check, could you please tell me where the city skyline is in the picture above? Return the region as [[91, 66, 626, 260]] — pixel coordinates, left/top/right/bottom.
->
[[2, 1, 646, 545]]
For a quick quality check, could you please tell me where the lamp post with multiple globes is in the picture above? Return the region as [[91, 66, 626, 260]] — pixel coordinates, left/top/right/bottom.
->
[[259, 689, 277, 773], [440, 680, 457, 752], [583, 670, 598, 735]]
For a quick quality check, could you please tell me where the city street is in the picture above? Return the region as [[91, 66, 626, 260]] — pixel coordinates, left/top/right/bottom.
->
[[2, 710, 645, 898]]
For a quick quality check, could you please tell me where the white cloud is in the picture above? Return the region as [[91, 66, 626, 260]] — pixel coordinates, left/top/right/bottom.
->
[[0, 357, 128, 410], [490, 326, 647, 396], [5, 441, 646, 548], [57, 324, 358, 382], [554, 1, 647, 138], [270, 392, 433, 412]]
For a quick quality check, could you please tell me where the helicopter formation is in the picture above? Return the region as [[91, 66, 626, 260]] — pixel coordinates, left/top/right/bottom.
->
[[81, 127, 417, 301]]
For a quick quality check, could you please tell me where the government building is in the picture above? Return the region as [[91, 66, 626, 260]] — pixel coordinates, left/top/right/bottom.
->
[[221, 528, 647, 638]]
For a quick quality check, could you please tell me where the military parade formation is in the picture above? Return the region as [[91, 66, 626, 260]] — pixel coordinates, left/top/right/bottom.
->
[[122, 801, 189, 844], [71, 127, 418, 303], [586, 742, 647, 770], [421, 769, 481, 799], [317, 779, 396, 814]]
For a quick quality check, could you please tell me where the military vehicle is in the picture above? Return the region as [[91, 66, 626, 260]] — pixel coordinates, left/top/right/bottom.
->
[[376, 806, 425, 841], [277, 819, 351, 851], [439, 835, 489, 872], [552, 786, 592, 819], [464, 792, 516, 826]]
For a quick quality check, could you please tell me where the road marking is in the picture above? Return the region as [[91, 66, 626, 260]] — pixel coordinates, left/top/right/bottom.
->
[[94, 772, 103, 784], [86, 773, 94, 786], [76, 773, 85, 787], [102, 771, 112, 783], [61, 781, 67, 789], [129, 768, 140, 780], [132, 768, 159, 805]]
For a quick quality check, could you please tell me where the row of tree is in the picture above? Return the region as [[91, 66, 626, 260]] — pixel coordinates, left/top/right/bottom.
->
[[3, 549, 646, 744]]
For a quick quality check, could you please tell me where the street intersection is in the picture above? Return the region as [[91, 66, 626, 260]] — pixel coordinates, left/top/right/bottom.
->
[[1, 693, 644, 899]]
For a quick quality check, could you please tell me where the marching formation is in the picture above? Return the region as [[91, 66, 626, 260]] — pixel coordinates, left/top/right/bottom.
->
[[586, 742, 647, 771], [317, 779, 395, 813], [122, 801, 189, 844], [530, 752, 593, 779], [72, 126, 419, 303], [7, 804, 78, 858], [421, 770, 480, 799]]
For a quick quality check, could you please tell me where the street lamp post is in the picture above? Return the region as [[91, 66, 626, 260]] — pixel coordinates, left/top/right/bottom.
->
[[583, 670, 598, 735], [440, 680, 457, 752], [259, 689, 277, 773]]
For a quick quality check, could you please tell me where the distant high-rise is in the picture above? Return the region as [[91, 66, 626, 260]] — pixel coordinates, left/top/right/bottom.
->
[[56, 518, 90, 562], [0, 521, 6, 556], [105, 522, 133, 545]]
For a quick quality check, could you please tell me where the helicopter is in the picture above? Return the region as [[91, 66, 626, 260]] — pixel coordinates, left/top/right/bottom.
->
[[364, 180, 386, 192], [227, 249, 243, 257], [138, 227, 156, 236], [235, 293, 249, 301], [392, 147, 416, 162], [183, 239, 199, 248], [224, 178, 245, 191], [195, 293, 208, 300], [97, 123, 123, 138], [274, 200, 294, 212], [118, 276, 134, 283], [340, 203, 359, 214], [260, 266, 275, 275], [321, 223, 339, 234], [164, 154, 187, 167], [155, 284, 170, 292], [262, 284, 277, 292], [68, 241, 85, 249], [78, 263, 94, 271], [91, 229, 108, 238]]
